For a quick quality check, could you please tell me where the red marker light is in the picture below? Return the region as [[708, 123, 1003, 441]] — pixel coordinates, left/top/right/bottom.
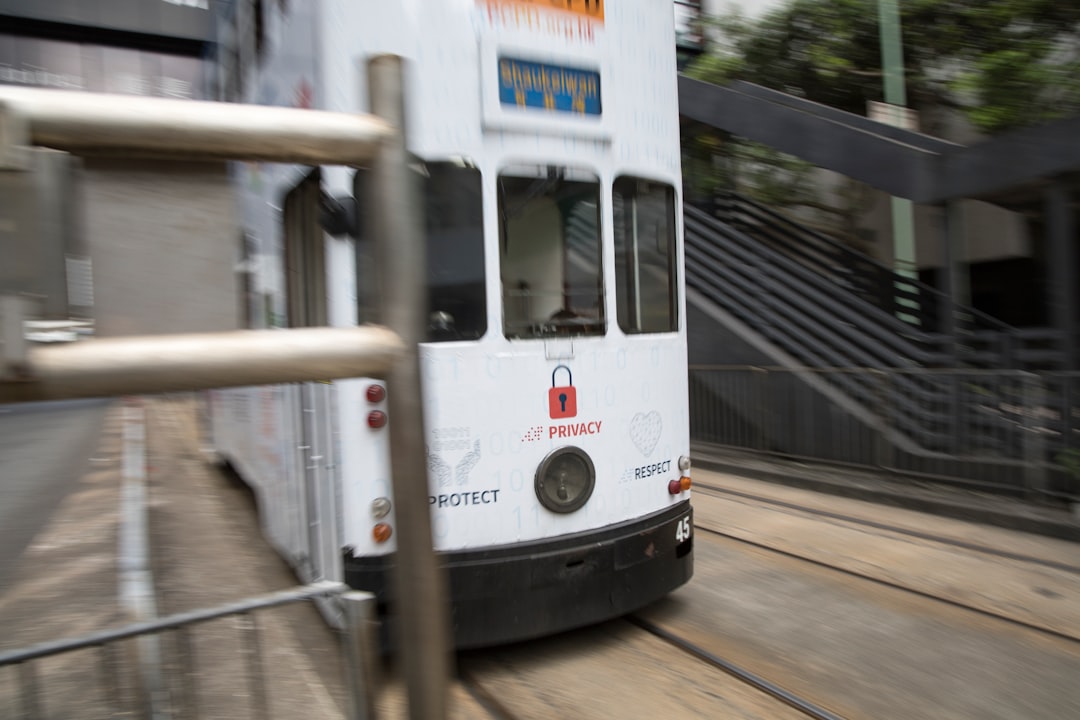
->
[[668, 477, 692, 494], [368, 410, 387, 429], [366, 384, 386, 403]]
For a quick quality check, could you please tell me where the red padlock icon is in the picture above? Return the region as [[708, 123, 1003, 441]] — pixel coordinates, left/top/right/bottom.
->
[[548, 365, 577, 419]]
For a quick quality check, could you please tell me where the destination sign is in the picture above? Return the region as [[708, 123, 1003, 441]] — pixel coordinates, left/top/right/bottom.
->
[[480, 0, 604, 23], [498, 57, 601, 116]]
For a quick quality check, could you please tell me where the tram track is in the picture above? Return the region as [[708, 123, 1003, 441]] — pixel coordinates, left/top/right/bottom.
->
[[459, 616, 849, 720], [459, 667, 520, 720], [695, 521, 1080, 645], [625, 615, 848, 720], [693, 482, 1080, 575], [456, 481, 1079, 718]]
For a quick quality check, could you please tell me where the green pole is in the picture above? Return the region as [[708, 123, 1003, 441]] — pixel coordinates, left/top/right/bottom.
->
[[878, 0, 907, 106], [877, 0, 919, 324]]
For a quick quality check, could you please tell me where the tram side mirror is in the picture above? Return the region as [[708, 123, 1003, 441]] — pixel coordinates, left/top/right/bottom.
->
[[319, 193, 360, 238]]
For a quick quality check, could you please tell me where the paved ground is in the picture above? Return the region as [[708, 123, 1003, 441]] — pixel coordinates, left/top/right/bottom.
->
[[0, 399, 109, 588], [0, 396, 488, 719], [465, 481, 1080, 719], [0, 400, 125, 718], [3, 395, 1080, 719]]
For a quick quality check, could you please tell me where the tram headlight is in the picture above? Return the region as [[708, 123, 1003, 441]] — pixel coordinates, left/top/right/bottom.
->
[[370, 497, 392, 519], [535, 446, 595, 514]]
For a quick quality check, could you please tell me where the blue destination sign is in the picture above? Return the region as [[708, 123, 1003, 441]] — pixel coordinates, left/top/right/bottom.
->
[[498, 57, 601, 116]]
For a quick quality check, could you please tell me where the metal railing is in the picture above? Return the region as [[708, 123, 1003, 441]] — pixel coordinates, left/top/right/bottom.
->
[[693, 192, 1064, 371], [683, 197, 1075, 487], [690, 365, 1080, 504], [1, 56, 449, 719], [0, 583, 378, 720]]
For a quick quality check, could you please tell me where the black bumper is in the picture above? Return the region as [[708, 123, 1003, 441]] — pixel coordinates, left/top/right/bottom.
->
[[345, 500, 694, 649]]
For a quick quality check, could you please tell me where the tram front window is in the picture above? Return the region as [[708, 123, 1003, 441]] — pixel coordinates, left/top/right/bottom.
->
[[354, 160, 487, 342], [424, 161, 487, 341], [498, 165, 604, 339]]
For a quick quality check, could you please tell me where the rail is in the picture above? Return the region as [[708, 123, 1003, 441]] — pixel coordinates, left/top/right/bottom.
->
[[0, 56, 448, 719], [683, 199, 1067, 474], [689, 365, 1080, 504], [0, 583, 377, 720], [0, 85, 393, 165], [704, 191, 1060, 370], [0, 85, 403, 398]]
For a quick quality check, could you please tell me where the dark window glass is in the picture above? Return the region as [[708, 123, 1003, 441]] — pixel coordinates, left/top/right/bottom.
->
[[354, 161, 488, 341], [613, 177, 677, 333], [424, 161, 487, 341], [282, 170, 326, 328]]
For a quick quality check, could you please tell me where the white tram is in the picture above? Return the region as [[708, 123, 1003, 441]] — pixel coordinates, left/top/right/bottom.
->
[[208, 0, 693, 648]]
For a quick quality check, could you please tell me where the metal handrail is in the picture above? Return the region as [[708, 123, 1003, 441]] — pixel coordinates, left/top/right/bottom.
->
[[0, 64, 447, 719], [712, 191, 1017, 335], [0, 85, 393, 165], [683, 207, 1031, 457], [0, 583, 347, 666], [691, 196, 1065, 370], [0, 326, 406, 403], [0, 86, 404, 399]]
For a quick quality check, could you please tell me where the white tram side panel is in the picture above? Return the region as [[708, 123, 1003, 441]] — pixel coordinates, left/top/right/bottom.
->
[[210, 0, 689, 586], [209, 2, 361, 584]]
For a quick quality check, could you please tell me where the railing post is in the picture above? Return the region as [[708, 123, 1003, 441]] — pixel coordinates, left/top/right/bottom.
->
[[874, 370, 895, 471], [1020, 372, 1049, 502], [342, 592, 380, 720], [753, 366, 768, 452], [367, 54, 451, 720]]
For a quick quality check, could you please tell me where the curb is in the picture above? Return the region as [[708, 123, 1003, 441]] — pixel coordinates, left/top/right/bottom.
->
[[118, 398, 166, 716], [692, 447, 1080, 543]]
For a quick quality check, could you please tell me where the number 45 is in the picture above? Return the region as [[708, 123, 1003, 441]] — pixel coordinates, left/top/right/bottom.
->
[[675, 516, 691, 543]]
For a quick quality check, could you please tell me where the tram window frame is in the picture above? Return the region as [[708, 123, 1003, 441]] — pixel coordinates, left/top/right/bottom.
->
[[423, 160, 487, 342], [612, 176, 678, 334], [497, 164, 605, 340], [353, 159, 488, 342], [282, 169, 327, 328]]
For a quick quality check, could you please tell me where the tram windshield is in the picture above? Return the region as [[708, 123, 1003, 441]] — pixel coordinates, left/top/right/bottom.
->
[[354, 160, 488, 342], [424, 161, 487, 341], [498, 164, 604, 339]]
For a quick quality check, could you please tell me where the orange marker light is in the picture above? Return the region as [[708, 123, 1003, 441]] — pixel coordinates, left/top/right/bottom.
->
[[373, 523, 392, 543], [680, 476, 692, 492]]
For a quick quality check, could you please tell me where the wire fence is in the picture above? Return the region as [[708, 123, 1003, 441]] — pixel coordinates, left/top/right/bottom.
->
[[689, 365, 1080, 504]]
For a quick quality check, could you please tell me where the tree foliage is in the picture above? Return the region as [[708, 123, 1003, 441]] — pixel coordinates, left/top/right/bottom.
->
[[687, 0, 1080, 135], [680, 0, 1080, 241]]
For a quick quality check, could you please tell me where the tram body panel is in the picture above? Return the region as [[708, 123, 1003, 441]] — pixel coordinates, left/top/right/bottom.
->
[[208, 0, 692, 644]]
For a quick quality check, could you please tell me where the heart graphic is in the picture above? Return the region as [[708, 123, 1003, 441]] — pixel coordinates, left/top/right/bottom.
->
[[629, 411, 662, 457]]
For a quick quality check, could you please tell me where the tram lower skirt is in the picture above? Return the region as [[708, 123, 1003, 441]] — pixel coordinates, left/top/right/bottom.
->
[[344, 500, 694, 650]]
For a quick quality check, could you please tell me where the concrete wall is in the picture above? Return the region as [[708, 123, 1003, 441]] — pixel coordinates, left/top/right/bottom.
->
[[82, 158, 240, 336], [859, 190, 1031, 271], [801, 167, 1031, 271]]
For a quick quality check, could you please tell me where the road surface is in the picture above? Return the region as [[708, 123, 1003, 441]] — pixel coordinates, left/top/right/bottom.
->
[[0, 398, 109, 588]]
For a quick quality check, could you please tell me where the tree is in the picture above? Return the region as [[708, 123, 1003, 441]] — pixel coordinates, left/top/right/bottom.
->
[[681, 0, 1080, 240], [688, 0, 1080, 135]]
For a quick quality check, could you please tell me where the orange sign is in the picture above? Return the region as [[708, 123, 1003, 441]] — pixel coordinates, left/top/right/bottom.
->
[[480, 0, 604, 23]]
